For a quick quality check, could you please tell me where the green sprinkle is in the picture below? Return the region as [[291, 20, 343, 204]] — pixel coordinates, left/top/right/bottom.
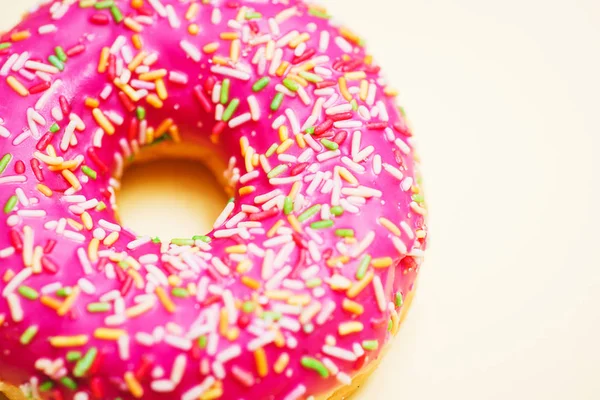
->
[[335, 228, 354, 237], [96, 201, 107, 211], [18, 285, 39, 300], [192, 235, 211, 243], [55, 46, 67, 62], [412, 194, 425, 203], [265, 143, 278, 157], [152, 237, 162, 244], [56, 287, 72, 298], [222, 98, 240, 122], [94, 0, 114, 9], [20, 325, 39, 345], [252, 77, 270, 92], [305, 126, 315, 135], [82, 166, 97, 180], [110, 5, 124, 23], [73, 347, 98, 378], [39, 381, 54, 392], [320, 138, 339, 151], [242, 301, 255, 313], [48, 55, 65, 71], [362, 340, 379, 351], [388, 319, 393, 332], [118, 260, 129, 269], [60, 377, 78, 390], [270, 92, 284, 111], [0, 43, 12, 50], [310, 219, 334, 229], [49, 123, 60, 133], [330, 206, 344, 216], [198, 335, 207, 349], [399, 106, 407, 117], [301, 357, 329, 378], [299, 71, 321, 83], [261, 311, 282, 321], [87, 302, 111, 313], [356, 255, 372, 280], [171, 287, 189, 298], [282, 78, 299, 92], [171, 238, 194, 246], [66, 351, 82, 362], [220, 79, 230, 104], [267, 164, 287, 179], [136, 106, 146, 120], [245, 11, 262, 19], [283, 197, 294, 215], [298, 204, 321, 222], [4, 195, 17, 214], [305, 277, 322, 288], [351, 99, 358, 111], [395, 292, 404, 308], [0, 154, 13, 174], [308, 8, 331, 19]]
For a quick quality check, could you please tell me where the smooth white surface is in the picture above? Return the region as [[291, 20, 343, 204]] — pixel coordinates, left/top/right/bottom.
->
[[2, 1, 600, 399]]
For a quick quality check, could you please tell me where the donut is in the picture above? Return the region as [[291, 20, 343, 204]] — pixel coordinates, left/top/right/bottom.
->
[[0, 1, 427, 399]]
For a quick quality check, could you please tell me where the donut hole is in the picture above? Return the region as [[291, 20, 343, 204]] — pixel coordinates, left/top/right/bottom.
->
[[116, 142, 229, 240]]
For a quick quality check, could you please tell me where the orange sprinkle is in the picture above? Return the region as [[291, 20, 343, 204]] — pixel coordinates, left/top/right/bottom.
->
[[85, 97, 100, 108], [347, 270, 374, 298], [188, 24, 200, 36], [2, 270, 14, 283], [289, 181, 301, 200], [254, 348, 268, 377], [239, 186, 255, 196], [132, 34, 143, 50], [185, 3, 200, 20], [6, 76, 29, 96], [128, 51, 147, 71], [155, 287, 176, 313], [200, 387, 223, 400], [11, 30, 31, 41], [203, 42, 220, 54], [41, 295, 62, 311], [384, 86, 399, 97], [146, 94, 163, 108], [342, 298, 364, 315], [220, 32, 239, 40], [88, 238, 99, 263], [338, 77, 352, 101], [124, 372, 144, 399], [267, 220, 284, 238], [326, 255, 350, 268], [276, 138, 294, 154], [276, 61, 289, 77], [169, 125, 181, 143], [211, 55, 229, 66], [138, 69, 167, 81], [130, 0, 143, 8], [340, 27, 361, 44], [274, 353, 290, 374], [219, 307, 228, 336], [239, 136, 249, 156], [98, 47, 110, 73], [128, 269, 145, 290], [154, 118, 173, 137], [287, 214, 302, 233], [124, 17, 143, 33], [92, 108, 115, 135], [36, 184, 53, 197], [278, 125, 289, 142], [155, 78, 168, 100], [241, 276, 261, 290], [378, 217, 401, 236], [338, 321, 364, 336], [57, 286, 81, 316], [61, 169, 81, 190], [167, 275, 181, 287], [372, 257, 394, 268], [337, 166, 358, 185]]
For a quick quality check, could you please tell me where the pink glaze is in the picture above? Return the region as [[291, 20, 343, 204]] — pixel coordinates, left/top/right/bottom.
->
[[0, 1, 427, 399]]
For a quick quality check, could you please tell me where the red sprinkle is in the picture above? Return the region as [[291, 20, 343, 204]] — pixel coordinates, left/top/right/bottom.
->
[[212, 121, 226, 137], [134, 355, 154, 381], [237, 313, 251, 329], [315, 80, 336, 89], [28, 81, 51, 94], [9, 230, 23, 253], [292, 48, 315, 65], [41, 256, 58, 274], [30, 159, 44, 182], [119, 91, 136, 113], [120, 275, 133, 296], [36, 133, 53, 151], [44, 239, 57, 254], [87, 148, 109, 175], [330, 112, 353, 122], [332, 130, 348, 145], [366, 122, 388, 130], [393, 120, 411, 136], [127, 117, 139, 141], [14, 160, 25, 174], [107, 54, 116, 82], [204, 76, 216, 95], [290, 162, 309, 176], [90, 377, 105, 400], [248, 208, 279, 221], [59, 95, 71, 116], [194, 85, 213, 113], [66, 44, 85, 57], [90, 14, 110, 25]]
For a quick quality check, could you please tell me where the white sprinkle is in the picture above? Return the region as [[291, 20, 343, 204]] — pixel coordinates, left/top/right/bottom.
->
[[283, 384, 306, 400], [326, 103, 353, 115], [180, 40, 201, 62], [392, 236, 408, 255], [35, 79, 62, 110], [7, 293, 23, 322], [216, 344, 241, 363], [319, 31, 330, 52], [165, 335, 193, 351], [170, 354, 187, 385], [334, 120, 362, 129], [165, 5, 180, 29], [77, 248, 93, 275], [228, 112, 252, 128], [247, 95, 260, 121], [2, 267, 32, 297], [181, 376, 215, 400], [150, 380, 175, 393], [323, 345, 358, 361], [77, 278, 96, 295], [38, 24, 57, 34], [127, 236, 151, 250], [118, 334, 130, 361], [147, 0, 167, 17], [211, 65, 250, 80]]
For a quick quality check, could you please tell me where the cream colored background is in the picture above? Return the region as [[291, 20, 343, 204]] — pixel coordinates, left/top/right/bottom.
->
[[3, 0, 600, 399]]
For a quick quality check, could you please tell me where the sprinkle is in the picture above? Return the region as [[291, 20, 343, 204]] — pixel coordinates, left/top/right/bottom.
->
[[362, 340, 379, 351], [49, 335, 89, 348], [6, 76, 29, 96], [94, 328, 126, 341], [270, 92, 284, 111], [356, 255, 371, 279], [124, 371, 144, 398], [252, 76, 270, 92], [155, 286, 176, 313], [19, 325, 39, 345], [254, 348, 268, 377], [73, 347, 98, 377], [18, 285, 39, 300], [338, 321, 364, 336], [300, 357, 329, 378]]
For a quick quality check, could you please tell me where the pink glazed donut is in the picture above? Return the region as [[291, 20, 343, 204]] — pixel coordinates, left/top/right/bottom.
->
[[0, 1, 427, 399]]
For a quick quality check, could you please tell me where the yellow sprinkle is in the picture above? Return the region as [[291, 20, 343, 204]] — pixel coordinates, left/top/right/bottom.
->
[[185, 3, 200, 20], [342, 298, 364, 315], [276, 138, 294, 154], [289, 181, 301, 200], [239, 186, 255, 196], [61, 169, 81, 191], [344, 71, 367, 81], [94, 328, 126, 341], [49, 335, 89, 348], [124, 372, 144, 399], [40, 296, 62, 311], [359, 79, 369, 101], [128, 51, 147, 71], [337, 166, 358, 185], [92, 108, 116, 135], [125, 300, 154, 319], [98, 47, 110, 73], [267, 220, 284, 238], [138, 69, 167, 81], [252, 153, 259, 167], [274, 329, 286, 348], [168, 275, 181, 287], [219, 307, 228, 336], [289, 32, 310, 48], [340, 27, 361, 44], [6, 76, 29, 96], [132, 34, 143, 50], [378, 217, 401, 236], [67, 218, 83, 232], [200, 387, 223, 400], [188, 24, 200, 35], [154, 118, 173, 138], [10, 30, 31, 42], [338, 321, 364, 336], [226, 326, 240, 341], [372, 257, 394, 268], [239, 136, 249, 157], [364, 54, 373, 65], [146, 93, 163, 108], [212, 55, 229, 66], [155, 78, 168, 101], [128, 269, 144, 290], [278, 125, 289, 142], [103, 231, 119, 246], [276, 61, 289, 77], [347, 270, 374, 298], [124, 17, 143, 33], [265, 290, 292, 301], [295, 133, 306, 149], [81, 212, 93, 231], [155, 287, 176, 314], [287, 214, 302, 233], [287, 74, 308, 87], [220, 32, 239, 40], [36, 184, 53, 197], [384, 86, 399, 97], [274, 353, 290, 374], [254, 348, 268, 377], [88, 238, 99, 263], [338, 77, 352, 101], [416, 229, 427, 239], [326, 255, 350, 268], [236, 260, 252, 274], [241, 276, 261, 290], [225, 244, 247, 254], [390, 308, 401, 335], [169, 125, 181, 144], [230, 39, 241, 63], [57, 286, 81, 317], [203, 42, 220, 54], [32, 246, 43, 274]]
